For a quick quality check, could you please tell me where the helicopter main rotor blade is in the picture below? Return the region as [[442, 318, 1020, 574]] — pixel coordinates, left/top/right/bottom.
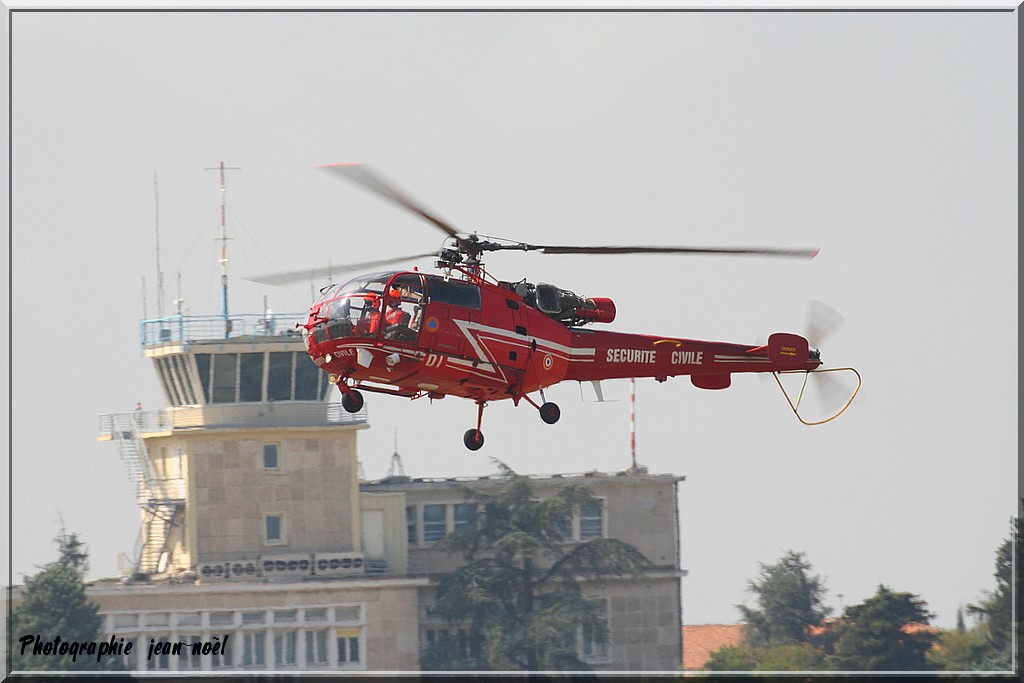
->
[[245, 252, 438, 286], [516, 244, 819, 259], [319, 163, 461, 239]]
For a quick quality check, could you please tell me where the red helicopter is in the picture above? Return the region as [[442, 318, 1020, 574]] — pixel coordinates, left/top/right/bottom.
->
[[251, 164, 860, 450]]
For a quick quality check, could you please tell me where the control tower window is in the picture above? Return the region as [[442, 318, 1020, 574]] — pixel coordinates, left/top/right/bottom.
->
[[212, 353, 239, 403], [195, 353, 212, 403], [294, 355, 321, 400], [267, 352, 294, 401], [239, 353, 264, 402], [188, 351, 326, 404]]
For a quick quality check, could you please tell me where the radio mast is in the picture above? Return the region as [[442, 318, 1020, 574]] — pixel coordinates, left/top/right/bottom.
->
[[205, 161, 240, 337], [154, 172, 165, 319], [630, 377, 637, 470]]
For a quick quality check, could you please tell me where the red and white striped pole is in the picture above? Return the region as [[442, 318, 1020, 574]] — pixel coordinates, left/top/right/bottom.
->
[[630, 377, 637, 470]]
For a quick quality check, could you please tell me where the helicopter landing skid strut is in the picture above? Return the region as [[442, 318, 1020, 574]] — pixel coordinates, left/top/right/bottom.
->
[[772, 367, 861, 426], [329, 374, 365, 413], [518, 391, 562, 425], [464, 401, 486, 451]]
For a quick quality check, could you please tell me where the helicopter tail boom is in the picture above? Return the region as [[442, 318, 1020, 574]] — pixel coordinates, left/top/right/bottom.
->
[[564, 329, 820, 386]]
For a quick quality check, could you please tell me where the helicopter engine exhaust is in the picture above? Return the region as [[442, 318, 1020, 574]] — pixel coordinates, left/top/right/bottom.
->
[[576, 297, 616, 324]]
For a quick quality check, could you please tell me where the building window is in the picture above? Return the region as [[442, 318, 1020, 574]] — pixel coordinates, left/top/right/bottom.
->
[[553, 515, 572, 541], [242, 631, 266, 667], [273, 609, 297, 623], [150, 637, 172, 670], [406, 506, 417, 544], [211, 352, 239, 403], [305, 607, 328, 622], [242, 610, 266, 625], [425, 626, 481, 664], [211, 636, 231, 670], [239, 352, 264, 402], [110, 613, 138, 629], [265, 514, 286, 545], [306, 629, 330, 666], [176, 612, 200, 628], [334, 605, 361, 621], [273, 631, 298, 667], [580, 598, 610, 662], [209, 611, 235, 628], [144, 612, 170, 628], [578, 500, 604, 539], [454, 503, 477, 531], [422, 504, 446, 542], [179, 634, 202, 671], [263, 443, 279, 470], [122, 640, 139, 671], [336, 627, 362, 668]]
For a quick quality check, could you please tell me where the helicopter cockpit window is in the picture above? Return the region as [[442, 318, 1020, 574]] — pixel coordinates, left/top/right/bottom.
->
[[427, 278, 481, 309], [382, 274, 425, 343], [318, 272, 395, 340]]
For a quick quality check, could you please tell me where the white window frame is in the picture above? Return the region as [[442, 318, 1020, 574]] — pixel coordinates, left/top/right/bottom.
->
[[263, 442, 280, 471], [579, 597, 611, 663], [422, 504, 447, 543], [577, 498, 606, 540], [264, 513, 287, 546]]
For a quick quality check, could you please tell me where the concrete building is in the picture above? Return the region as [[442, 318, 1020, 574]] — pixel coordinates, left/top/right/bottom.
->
[[84, 309, 685, 672]]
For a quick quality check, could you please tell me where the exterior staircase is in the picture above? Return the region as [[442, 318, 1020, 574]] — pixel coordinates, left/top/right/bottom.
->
[[104, 412, 185, 574]]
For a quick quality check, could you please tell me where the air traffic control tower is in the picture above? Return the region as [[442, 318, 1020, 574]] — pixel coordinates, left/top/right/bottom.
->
[[98, 312, 369, 578]]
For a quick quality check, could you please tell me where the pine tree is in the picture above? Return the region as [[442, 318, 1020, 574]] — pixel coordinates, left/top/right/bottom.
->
[[737, 550, 831, 648], [10, 532, 122, 672], [966, 514, 1020, 671], [825, 584, 937, 671], [421, 463, 651, 671]]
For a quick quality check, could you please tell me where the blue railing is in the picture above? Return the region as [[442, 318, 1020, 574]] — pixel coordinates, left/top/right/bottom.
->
[[140, 313, 307, 348], [99, 403, 368, 435]]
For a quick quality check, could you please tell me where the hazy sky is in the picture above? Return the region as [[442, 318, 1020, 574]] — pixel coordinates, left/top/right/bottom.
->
[[4, 5, 1018, 633]]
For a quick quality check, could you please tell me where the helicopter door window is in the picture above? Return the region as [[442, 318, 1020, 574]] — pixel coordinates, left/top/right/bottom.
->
[[427, 278, 482, 309]]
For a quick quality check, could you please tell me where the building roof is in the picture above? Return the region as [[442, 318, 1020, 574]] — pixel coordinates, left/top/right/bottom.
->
[[682, 624, 746, 670], [682, 622, 939, 671], [361, 467, 685, 491]]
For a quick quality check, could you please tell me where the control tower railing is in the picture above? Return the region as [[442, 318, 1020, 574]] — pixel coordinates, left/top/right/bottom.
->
[[100, 403, 368, 434], [140, 313, 307, 349]]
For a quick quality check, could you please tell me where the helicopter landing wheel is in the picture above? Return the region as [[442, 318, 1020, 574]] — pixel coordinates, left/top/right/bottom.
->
[[539, 401, 561, 425], [463, 429, 485, 451], [341, 390, 364, 413]]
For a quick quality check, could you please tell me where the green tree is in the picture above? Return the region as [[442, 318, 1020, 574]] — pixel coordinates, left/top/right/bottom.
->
[[704, 642, 825, 672], [966, 515, 1020, 671], [703, 643, 761, 671], [737, 550, 831, 648], [825, 584, 937, 671], [926, 625, 991, 671], [10, 531, 123, 672], [421, 463, 651, 671]]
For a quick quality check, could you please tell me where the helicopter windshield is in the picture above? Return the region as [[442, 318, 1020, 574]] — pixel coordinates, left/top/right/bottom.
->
[[312, 271, 428, 344], [312, 272, 395, 341]]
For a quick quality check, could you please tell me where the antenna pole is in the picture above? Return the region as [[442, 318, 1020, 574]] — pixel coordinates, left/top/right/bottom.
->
[[630, 377, 637, 470], [154, 172, 165, 319], [205, 161, 240, 338]]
